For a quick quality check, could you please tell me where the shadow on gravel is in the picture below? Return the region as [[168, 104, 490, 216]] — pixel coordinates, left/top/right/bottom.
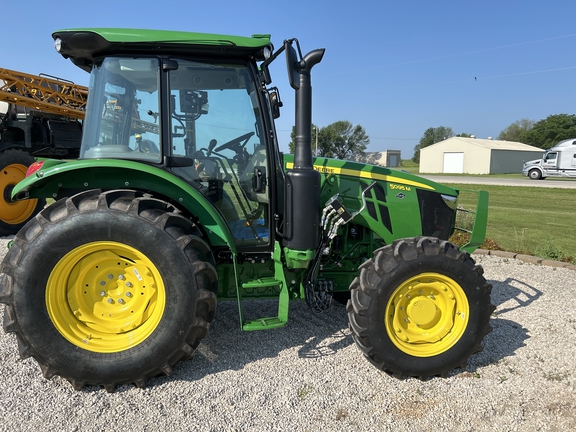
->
[[466, 318, 529, 371], [463, 277, 540, 371], [488, 277, 543, 314], [150, 277, 541, 387], [148, 299, 354, 386]]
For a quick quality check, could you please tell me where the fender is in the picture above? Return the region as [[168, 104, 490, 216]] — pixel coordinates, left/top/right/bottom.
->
[[12, 158, 237, 251]]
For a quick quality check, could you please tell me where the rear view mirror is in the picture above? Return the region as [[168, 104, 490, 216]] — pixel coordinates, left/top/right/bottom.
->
[[285, 43, 300, 90], [268, 87, 282, 119]]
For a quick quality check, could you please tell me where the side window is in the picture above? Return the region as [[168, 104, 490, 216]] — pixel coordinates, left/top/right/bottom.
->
[[82, 58, 161, 163], [545, 153, 557, 161], [168, 61, 270, 246]]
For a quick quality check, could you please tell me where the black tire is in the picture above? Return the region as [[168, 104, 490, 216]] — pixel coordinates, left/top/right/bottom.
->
[[0, 149, 46, 236], [0, 189, 217, 391], [347, 237, 494, 379], [528, 169, 543, 180]]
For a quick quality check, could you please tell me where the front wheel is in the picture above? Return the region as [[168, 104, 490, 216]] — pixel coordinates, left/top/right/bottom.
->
[[347, 237, 494, 379], [0, 189, 217, 391], [528, 169, 543, 180]]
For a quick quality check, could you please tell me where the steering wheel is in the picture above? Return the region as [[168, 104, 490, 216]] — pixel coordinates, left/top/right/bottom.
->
[[214, 132, 255, 153]]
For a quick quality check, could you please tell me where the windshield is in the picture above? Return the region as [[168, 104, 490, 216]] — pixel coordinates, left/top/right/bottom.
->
[[81, 58, 161, 162]]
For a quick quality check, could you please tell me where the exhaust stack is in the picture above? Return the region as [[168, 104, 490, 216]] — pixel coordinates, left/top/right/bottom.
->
[[284, 45, 325, 250]]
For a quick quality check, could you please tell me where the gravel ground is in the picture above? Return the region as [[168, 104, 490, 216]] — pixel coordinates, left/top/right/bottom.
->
[[0, 237, 575, 431]]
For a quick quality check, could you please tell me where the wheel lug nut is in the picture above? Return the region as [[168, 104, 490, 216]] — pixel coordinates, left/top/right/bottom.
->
[[126, 282, 133, 288], [107, 298, 114, 304], [100, 281, 106, 286], [126, 292, 132, 298], [108, 274, 114, 279], [118, 298, 125, 305], [118, 275, 125, 281], [100, 291, 106, 297]]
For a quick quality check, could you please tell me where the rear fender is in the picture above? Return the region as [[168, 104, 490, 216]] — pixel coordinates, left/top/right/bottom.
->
[[12, 159, 236, 250]]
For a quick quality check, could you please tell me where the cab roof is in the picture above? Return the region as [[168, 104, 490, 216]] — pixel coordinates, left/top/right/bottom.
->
[[52, 28, 273, 71]]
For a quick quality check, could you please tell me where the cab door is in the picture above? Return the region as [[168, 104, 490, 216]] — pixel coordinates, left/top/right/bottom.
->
[[165, 59, 272, 250], [543, 152, 558, 170]]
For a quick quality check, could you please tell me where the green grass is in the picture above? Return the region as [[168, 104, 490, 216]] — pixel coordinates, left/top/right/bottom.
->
[[448, 183, 576, 261]]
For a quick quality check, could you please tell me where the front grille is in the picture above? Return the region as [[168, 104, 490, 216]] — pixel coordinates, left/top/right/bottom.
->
[[416, 189, 456, 239]]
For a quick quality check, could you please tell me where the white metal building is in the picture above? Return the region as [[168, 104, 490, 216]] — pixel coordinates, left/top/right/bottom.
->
[[419, 137, 544, 174]]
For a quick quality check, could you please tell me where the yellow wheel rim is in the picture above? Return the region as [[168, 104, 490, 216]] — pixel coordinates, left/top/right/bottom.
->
[[0, 163, 39, 224], [385, 272, 469, 357], [46, 242, 166, 353]]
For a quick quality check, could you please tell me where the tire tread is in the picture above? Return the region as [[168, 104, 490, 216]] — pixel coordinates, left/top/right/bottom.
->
[[347, 236, 495, 380], [0, 189, 218, 391]]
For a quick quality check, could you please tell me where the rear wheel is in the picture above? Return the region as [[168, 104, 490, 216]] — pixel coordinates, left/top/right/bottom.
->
[[347, 237, 494, 379], [0, 189, 217, 391], [0, 149, 45, 236]]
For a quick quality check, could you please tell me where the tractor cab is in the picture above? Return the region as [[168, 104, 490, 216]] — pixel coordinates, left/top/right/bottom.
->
[[55, 30, 279, 248]]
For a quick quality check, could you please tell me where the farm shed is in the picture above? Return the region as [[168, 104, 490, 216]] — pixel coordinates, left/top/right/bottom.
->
[[419, 137, 544, 174]]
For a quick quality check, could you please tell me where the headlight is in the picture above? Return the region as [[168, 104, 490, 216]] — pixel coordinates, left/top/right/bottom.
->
[[441, 194, 458, 211]]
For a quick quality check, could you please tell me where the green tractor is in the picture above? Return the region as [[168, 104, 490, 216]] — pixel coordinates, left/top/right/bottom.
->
[[0, 28, 494, 391]]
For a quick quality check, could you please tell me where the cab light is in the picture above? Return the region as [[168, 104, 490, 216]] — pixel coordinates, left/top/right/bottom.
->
[[262, 46, 272, 60], [26, 161, 45, 177]]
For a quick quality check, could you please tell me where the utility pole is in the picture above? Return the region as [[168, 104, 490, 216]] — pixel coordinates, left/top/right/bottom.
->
[[315, 126, 318, 157]]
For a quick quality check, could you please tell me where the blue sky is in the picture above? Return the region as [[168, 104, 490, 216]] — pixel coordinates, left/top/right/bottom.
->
[[3, 0, 576, 159]]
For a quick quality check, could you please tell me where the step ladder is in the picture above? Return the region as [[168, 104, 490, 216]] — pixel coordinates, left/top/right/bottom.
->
[[236, 242, 290, 331]]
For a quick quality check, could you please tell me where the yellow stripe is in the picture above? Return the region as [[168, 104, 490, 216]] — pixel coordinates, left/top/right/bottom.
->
[[285, 162, 435, 190]]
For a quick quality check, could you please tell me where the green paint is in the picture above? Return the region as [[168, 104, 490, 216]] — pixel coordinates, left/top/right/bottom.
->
[[283, 247, 315, 269], [460, 190, 489, 253], [55, 28, 271, 48], [14, 159, 236, 250], [240, 242, 290, 331]]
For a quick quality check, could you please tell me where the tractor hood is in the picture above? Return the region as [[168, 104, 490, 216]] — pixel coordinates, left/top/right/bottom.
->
[[282, 154, 458, 196]]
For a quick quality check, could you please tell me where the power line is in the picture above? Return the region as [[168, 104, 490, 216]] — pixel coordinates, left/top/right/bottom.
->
[[353, 64, 576, 94], [477, 65, 576, 81], [321, 33, 576, 76]]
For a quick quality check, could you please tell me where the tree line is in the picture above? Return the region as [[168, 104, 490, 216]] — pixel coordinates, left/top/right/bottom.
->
[[413, 113, 576, 163], [287, 113, 576, 163], [288, 120, 370, 160]]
